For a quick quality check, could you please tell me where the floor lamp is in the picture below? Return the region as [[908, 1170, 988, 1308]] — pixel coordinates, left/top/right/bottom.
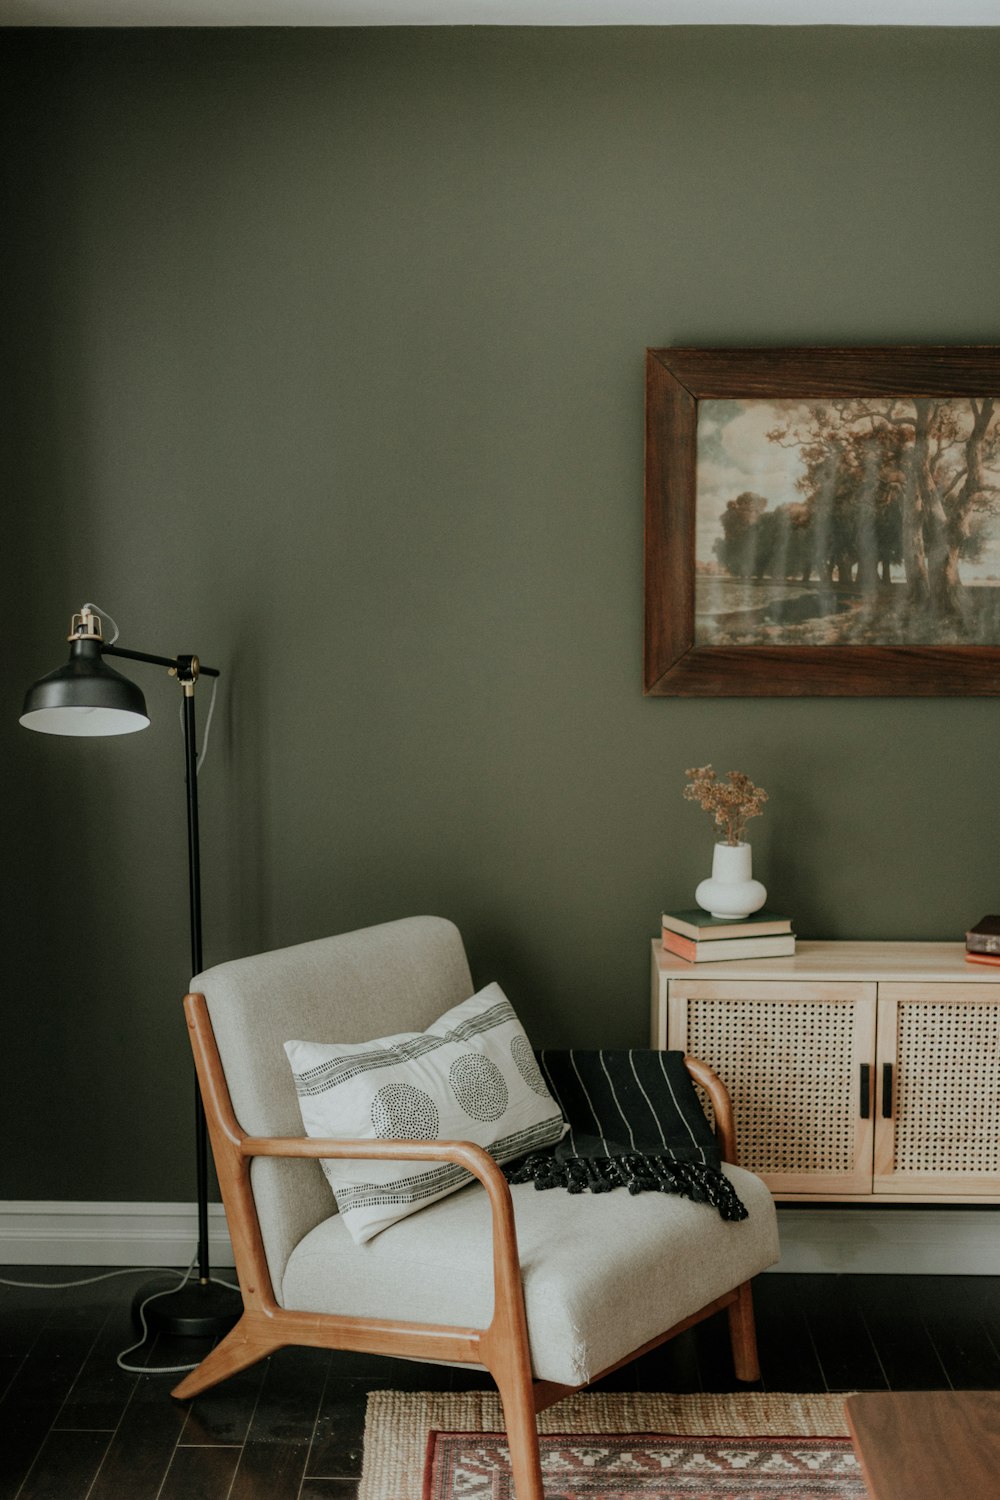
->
[[20, 605, 242, 1337]]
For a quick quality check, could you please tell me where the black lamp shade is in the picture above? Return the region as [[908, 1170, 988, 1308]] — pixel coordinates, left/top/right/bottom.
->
[[20, 639, 150, 737]]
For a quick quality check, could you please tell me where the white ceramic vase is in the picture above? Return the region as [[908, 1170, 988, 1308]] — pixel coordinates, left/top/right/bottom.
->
[[695, 841, 767, 920]]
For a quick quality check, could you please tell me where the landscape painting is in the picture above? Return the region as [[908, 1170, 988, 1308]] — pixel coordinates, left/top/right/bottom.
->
[[694, 394, 1000, 647]]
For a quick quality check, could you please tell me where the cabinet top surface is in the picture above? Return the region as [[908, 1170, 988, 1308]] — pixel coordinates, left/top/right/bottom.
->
[[652, 938, 997, 983]]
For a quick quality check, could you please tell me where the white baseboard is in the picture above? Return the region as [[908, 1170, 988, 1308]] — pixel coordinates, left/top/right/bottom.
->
[[0, 1201, 236, 1267], [1, 1201, 997, 1275], [769, 1208, 1000, 1275]]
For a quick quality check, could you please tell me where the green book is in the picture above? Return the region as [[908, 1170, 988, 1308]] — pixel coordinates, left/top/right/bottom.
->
[[661, 908, 793, 943]]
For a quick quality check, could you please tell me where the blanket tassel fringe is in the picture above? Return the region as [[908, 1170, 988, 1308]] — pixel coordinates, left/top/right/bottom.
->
[[504, 1153, 749, 1222]]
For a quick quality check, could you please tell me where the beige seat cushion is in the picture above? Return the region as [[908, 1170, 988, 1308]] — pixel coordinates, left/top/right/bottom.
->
[[281, 1163, 779, 1386]]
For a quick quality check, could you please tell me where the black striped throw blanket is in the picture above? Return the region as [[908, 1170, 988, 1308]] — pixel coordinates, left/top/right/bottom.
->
[[504, 1049, 748, 1222]]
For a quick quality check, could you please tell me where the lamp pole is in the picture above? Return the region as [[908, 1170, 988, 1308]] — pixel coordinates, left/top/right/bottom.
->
[[21, 611, 241, 1336]]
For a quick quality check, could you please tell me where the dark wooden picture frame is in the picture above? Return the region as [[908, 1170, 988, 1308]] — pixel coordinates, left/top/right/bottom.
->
[[644, 346, 1000, 696]]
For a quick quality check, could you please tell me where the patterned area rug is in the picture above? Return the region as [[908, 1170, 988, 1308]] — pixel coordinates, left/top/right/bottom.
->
[[359, 1391, 862, 1500]]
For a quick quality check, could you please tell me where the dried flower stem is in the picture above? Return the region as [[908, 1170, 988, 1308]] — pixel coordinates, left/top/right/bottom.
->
[[683, 764, 767, 847]]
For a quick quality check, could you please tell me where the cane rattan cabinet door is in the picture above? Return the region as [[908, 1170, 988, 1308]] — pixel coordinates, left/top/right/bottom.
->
[[874, 984, 1000, 1196], [668, 980, 877, 1196]]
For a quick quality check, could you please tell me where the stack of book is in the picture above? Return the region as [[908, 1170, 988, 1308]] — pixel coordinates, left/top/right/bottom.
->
[[661, 909, 795, 963], [965, 915, 1000, 968]]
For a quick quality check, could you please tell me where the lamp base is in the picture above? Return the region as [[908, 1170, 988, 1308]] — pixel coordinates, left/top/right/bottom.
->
[[132, 1276, 242, 1338]]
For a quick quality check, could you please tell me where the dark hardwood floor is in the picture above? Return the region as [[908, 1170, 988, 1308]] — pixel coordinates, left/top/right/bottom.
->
[[2, 1267, 999, 1500]]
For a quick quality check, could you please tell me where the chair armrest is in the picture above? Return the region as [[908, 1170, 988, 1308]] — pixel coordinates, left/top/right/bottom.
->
[[683, 1055, 740, 1166], [241, 1133, 509, 1197], [240, 1133, 525, 1346]]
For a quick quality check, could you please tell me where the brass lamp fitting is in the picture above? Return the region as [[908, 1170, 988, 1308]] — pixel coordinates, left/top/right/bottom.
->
[[68, 607, 103, 642]]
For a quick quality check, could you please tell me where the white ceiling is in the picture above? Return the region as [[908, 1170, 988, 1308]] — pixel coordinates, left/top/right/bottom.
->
[[3, 0, 1000, 24]]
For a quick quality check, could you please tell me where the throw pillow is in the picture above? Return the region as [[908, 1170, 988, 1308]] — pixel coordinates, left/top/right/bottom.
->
[[284, 982, 566, 1244]]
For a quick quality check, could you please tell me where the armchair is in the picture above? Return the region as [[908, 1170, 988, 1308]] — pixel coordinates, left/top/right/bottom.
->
[[173, 916, 779, 1500]]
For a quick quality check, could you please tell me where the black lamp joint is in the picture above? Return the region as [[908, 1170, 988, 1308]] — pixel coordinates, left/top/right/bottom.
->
[[174, 654, 200, 685]]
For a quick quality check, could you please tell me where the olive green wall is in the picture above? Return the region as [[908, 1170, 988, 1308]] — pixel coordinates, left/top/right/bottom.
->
[[3, 26, 1000, 1201]]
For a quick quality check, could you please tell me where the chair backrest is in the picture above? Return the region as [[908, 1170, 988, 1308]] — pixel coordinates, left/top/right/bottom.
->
[[192, 915, 474, 1300]]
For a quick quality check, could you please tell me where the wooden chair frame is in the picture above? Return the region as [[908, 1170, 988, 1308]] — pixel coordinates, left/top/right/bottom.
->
[[173, 991, 761, 1500]]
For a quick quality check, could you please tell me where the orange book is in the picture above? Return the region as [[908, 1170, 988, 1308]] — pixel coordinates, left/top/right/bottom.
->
[[964, 951, 1000, 968], [660, 928, 796, 963], [661, 931, 701, 962]]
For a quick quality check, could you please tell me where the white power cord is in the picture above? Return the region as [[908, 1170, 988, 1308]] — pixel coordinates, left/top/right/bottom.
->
[[115, 1257, 202, 1374], [0, 1266, 186, 1291], [179, 672, 220, 775], [0, 1261, 242, 1376], [81, 601, 121, 645]]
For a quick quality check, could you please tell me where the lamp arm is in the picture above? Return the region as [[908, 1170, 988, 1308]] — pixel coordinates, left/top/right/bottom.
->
[[102, 643, 221, 678]]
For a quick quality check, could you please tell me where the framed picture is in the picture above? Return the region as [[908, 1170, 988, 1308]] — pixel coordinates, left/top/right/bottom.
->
[[644, 346, 1000, 695]]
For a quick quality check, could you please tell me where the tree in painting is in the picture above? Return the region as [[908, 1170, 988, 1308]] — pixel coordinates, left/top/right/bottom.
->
[[768, 398, 997, 610], [698, 395, 1000, 646]]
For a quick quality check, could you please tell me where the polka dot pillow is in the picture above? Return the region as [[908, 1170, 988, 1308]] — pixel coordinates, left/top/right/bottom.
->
[[283, 983, 566, 1244]]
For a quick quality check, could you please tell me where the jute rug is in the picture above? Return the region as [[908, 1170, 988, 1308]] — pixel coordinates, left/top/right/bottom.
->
[[359, 1391, 863, 1500]]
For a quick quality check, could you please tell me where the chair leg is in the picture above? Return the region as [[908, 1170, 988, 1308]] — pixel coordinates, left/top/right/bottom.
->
[[727, 1279, 761, 1383], [170, 1315, 281, 1401], [492, 1360, 545, 1500]]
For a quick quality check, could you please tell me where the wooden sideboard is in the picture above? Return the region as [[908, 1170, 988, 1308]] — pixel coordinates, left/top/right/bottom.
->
[[651, 940, 1000, 1203]]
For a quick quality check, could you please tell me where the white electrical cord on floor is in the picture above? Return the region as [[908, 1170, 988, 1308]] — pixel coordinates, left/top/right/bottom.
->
[[0, 1266, 184, 1291], [0, 1261, 242, 1376], [114, 1257, 202, 1375]]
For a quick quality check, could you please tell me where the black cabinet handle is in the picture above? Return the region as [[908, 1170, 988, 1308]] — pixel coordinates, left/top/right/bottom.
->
[[882, 1063, 894, 1118], [860, 1062, 871, 1119]]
